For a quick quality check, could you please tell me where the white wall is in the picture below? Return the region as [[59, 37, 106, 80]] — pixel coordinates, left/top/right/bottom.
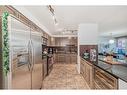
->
[[78, 23, 98, 45]]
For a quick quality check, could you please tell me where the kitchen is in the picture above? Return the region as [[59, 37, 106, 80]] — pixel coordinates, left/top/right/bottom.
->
[[0, 5, 127, 89]]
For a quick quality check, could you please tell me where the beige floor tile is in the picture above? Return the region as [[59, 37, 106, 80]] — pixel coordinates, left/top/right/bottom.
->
[[42, 63, 89, 89]]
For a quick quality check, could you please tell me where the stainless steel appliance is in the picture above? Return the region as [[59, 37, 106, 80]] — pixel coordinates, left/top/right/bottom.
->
[[9, 15, 43, 89]]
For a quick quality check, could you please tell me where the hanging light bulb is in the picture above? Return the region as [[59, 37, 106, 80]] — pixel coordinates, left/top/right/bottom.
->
[[54, 18, 58, 25], [109, 39, 115, 44], [109, 33, 115, 44]]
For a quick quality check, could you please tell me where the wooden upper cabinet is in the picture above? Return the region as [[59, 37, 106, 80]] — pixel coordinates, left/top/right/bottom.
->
[[50, 37, 55, 46], [47, 35, 51, 46], [54, 37, 77, 46], [41, 33, 52, 46]]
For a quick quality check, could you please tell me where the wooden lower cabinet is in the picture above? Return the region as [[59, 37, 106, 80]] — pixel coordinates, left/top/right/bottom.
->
[[80, 58, 93, 89], [66, 54, 71, 64], [86, 63, 93, 88], [55, 54, 66, 63], [70, 54, 77, 64], [66, 53, 77, 64], [94, 66, 118, 89], [80, 57, 118, 89], [54, 53, 77, 64]]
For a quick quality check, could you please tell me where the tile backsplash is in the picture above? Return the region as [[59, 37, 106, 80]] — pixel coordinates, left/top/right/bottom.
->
[[80, 45, 98, 62]]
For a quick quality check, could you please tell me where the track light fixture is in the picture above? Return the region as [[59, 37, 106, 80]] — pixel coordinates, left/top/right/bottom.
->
[[47, 5, 58, 25]]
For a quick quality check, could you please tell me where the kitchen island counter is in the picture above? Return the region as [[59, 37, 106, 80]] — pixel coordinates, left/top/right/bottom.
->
[[81, 56, 127, 83]]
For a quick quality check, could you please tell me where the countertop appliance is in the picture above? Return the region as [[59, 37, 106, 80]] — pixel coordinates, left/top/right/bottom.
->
[[8, 16, 43, 89]]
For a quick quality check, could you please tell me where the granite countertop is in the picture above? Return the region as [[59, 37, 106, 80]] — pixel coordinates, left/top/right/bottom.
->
[[81, 56, 127, 83]]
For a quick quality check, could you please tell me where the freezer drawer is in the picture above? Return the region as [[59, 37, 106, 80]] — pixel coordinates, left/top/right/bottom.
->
[[31, 62, 43, 89], [12, 64, 31, 89]]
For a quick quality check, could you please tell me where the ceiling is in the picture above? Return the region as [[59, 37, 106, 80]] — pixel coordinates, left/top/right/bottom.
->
[[16, 6, 127, 37]]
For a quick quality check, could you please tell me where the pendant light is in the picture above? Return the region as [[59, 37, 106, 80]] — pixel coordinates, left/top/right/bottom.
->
[[109, 33, 115, 44], [109, 39, 115, 44]]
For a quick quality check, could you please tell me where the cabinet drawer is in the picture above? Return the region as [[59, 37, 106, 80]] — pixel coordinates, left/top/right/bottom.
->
[[71, 56, 77, 63], [57, 54, 66, 63], [94, 66, 118, 89], [66, 54, 71, 64]]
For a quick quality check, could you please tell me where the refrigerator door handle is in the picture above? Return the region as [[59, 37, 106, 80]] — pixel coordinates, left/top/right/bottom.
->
[[28, 40, 32, 71], [31, 41, 34, 71]]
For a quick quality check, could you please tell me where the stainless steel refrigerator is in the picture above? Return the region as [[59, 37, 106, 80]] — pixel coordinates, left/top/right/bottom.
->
[[8, 15, 43, 89]]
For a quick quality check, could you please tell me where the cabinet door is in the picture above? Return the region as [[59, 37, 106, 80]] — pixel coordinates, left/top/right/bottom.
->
[[87, 64, 93, 88], [71, 54, 77, 64], [85, 63, 90, 85], [94, 67, 118, 89], [80, 59, 86, 78], [83, 62, 86, 78], [53, 54, 56, 63], [81, 59, 93, 89], [66, 54, 71, 64], [54, 54, 59, 63], [80, 64, 83, 74], [57, 54, 66, 63]]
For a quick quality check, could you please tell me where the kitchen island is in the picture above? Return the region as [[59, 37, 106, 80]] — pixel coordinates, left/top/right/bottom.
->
[[98, 55, 127, 82], [80, 56, 127, 89]]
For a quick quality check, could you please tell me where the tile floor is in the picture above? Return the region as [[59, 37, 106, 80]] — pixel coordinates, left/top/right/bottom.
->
[[42, 63, 90, 89]]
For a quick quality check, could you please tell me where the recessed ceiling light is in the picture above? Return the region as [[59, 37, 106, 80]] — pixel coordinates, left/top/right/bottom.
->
[[109, 33, 115, 44]]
